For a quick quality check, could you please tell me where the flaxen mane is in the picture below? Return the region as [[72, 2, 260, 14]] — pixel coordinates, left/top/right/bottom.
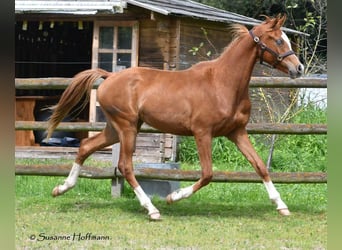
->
[[220, 24, 249, 54]]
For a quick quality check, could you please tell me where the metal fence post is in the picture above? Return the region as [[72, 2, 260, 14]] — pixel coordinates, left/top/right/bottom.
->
[[111, 143, 124, 197]]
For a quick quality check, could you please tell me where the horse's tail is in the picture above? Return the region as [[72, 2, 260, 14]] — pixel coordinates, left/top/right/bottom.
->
[[46, 68, 111, 139]]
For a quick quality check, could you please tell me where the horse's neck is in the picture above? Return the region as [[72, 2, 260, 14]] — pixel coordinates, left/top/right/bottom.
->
[[214, 34, 257, 88]]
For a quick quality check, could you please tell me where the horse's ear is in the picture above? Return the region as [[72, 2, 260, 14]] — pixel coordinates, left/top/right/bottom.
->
[[274, 14, 287, 29]]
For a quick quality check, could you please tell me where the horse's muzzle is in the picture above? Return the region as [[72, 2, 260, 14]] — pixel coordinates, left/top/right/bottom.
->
[[289, 63, 304, 79]]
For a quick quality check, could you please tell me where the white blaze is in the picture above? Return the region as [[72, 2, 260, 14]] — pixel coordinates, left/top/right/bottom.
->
[[281, 31, 292, 50]]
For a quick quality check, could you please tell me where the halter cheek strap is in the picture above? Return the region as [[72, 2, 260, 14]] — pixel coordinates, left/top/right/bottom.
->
[[249, 30, 295, 68]]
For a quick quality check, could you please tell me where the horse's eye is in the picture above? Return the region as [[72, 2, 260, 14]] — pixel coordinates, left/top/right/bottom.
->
[[275, 39, 283, 46]]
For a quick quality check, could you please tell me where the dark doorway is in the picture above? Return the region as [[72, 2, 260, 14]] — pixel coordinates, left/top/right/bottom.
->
[[15, 20, 93, 77]]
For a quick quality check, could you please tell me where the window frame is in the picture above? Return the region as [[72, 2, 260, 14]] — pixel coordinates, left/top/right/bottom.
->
[[92, 20, 139, 71]]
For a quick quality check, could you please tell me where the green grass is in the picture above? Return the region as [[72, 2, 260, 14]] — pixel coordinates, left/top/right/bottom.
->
[[15, 171, 327, 249]]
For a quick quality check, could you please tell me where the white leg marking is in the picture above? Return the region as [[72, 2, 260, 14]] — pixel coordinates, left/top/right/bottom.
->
[[168, 184, 194, 203], [57, 162, 81, 194], [134, 186, 160, 220], [263, 181, 288, 211]]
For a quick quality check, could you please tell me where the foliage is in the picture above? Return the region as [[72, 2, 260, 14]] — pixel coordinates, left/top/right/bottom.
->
[[287, 0, 327, 74], [194, 0, 274, 19], [188, 27, 216, 60]]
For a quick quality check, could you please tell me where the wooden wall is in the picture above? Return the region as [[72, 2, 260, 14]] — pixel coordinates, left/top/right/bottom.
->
[[134, 133, 178, 163], [179, 18, 233, 69], [137, 13, 179, 70]]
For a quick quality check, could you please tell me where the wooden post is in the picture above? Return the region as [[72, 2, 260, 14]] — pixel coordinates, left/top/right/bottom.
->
[[111, 143, 124, 197]]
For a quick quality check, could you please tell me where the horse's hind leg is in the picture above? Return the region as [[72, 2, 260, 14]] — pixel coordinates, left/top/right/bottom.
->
[[113, 119, 161, 220], [227, 128, 290, 216], [52, 124, 119, 197]]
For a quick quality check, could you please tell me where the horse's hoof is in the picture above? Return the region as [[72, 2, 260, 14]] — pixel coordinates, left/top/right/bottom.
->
[[51, 186, 61, 197], [166, 194, 173, 205], [278, 208, 291, 216], [149, 212, 161, 221]]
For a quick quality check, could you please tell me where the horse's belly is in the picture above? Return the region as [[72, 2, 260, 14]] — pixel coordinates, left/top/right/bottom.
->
[[144, 119, 193, 136], [140, 111, 193, 136]]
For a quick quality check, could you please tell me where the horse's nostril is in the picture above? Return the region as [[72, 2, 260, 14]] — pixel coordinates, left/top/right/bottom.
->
[[297, 64, 304, 73]]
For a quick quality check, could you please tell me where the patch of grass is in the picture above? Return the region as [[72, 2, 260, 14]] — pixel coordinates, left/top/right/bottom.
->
[[15, 172, 327, 249]]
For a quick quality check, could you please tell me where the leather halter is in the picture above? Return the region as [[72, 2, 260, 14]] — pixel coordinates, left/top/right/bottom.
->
[[249, 29, 295, 68]]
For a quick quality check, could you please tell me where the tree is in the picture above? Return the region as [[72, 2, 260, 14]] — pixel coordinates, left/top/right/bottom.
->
[[286, 0, 327, 74]]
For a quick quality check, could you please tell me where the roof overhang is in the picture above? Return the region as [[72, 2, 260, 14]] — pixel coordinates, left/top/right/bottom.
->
[[126, 0, 308, 36], [15, 1, 126, 15], [15, 0, 308, 36], [126, 0, 260, 26]]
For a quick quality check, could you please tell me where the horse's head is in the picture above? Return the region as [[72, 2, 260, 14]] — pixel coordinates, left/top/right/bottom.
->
[[250, 14, 304, 79]]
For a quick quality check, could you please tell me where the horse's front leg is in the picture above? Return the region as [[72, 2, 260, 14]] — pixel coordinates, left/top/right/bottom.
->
[[167, 133, 213, 203], [227, 128, 290, 216]]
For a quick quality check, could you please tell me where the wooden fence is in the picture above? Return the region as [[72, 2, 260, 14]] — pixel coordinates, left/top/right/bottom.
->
[[15, 76, 327, 186], [15, 164, 327, 183], [15, 76, 327, 89]]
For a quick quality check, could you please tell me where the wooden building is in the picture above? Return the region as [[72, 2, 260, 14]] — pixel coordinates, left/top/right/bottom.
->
[[15, 0, 302, 162]]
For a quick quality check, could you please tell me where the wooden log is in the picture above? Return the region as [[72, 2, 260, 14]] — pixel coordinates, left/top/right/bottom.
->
[[15, 165, 327, 183], [246, 123, 327, 135], [15, 164, 114, 178], [15, 77, 327, 89], [119, 168, 327, 183], [15, 78, 103, 89], [249, 76, 327, 88], [15, 121, 107, 132], [15, 121, 327, 134]]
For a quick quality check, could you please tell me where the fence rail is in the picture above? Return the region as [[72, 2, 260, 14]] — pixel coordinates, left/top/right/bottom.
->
[[15, 121, 327, 134], [15, 76, 327, 89], [15, 165, 327, 183]]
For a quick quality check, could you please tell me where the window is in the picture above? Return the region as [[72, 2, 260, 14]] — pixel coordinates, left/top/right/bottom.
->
[[92, 21, 138, 72]]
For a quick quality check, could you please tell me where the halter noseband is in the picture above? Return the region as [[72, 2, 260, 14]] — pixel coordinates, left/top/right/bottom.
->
[[249, 29, 295, 68]]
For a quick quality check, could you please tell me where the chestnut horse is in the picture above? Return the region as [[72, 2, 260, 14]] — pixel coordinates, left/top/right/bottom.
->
[[47, 15, 304, 220]]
